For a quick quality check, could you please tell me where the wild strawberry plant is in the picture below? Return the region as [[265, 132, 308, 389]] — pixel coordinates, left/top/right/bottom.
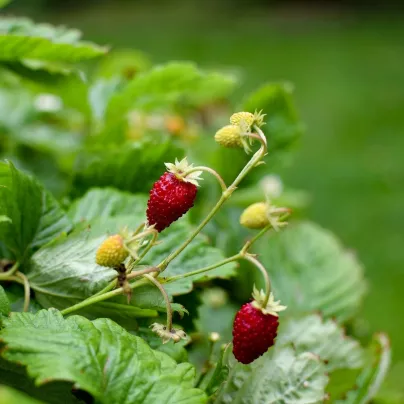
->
[[0, 9, 391, 404]]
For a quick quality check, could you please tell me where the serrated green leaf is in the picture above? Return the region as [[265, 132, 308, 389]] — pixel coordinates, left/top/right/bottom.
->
[[70, 139, 182, 197], [259, 221, 367, 322], [0, 385, 44, 404], [28, 188, 236, 318], [243, 82, 304, 156], [0, 284, 10, 316], [0, 17, 107, 63], [0, 309, 207, 404], [217, 347, 328, 404], [278, 315, 365, 372], [336, 334, 391, 404], [0, 161, 71, 260]]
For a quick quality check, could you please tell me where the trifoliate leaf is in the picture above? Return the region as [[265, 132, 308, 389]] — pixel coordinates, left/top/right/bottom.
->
[[0, 309, 207, 404], [278, 315, 365, 372], [336, 333, 391, 404], [217, 347, 328, 404], [0, 161, 71, 260], [258, 221, 367, 322]]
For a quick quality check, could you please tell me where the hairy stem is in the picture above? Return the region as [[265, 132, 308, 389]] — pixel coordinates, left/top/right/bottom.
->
[[243, 254, 271, 307], [158, 126, 267, 271], [9, 272, 30, 312], [0, 261, 19, 280], [186, 166, 227, 192], [143, 274, 173, 330]]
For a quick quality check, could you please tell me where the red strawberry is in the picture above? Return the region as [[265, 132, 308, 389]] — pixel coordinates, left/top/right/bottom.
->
[[232, 289, 286, 364], [147, 158, 202, 232]]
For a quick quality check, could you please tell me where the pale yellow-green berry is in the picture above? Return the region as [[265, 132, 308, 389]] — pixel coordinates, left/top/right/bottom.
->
[[230, 111, 255, 127], [214, 125, 243, 148], [95, 234, 129, 267], [240, 202, 270, 229]]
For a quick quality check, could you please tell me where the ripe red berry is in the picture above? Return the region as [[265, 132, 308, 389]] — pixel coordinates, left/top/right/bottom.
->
[[147, 172, 198, 232], [232, 302, 279, 364]]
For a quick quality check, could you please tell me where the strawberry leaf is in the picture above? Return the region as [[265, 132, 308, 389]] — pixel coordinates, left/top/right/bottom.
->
[[258, 221, 367, 323], [0, 161, 71, 261], [217, 347, 328, 403], [0, 386, 44, 404], [0, 17, 107, 63], [335, 333, 391, 404], [278, 315, 365, 372], [0, 285, 10, 316], [70, 139, 183, 197], [0, 308, 207, 404]]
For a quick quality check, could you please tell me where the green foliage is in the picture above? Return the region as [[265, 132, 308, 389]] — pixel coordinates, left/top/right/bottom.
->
[[0, 284, 10, 316], [278, 315, 365, 372], [217, 347, 328, 403], [0, 17, 107, 64], [0, 385, 44, 404], [0, 309, 207, 404], [259, 221, 367, 322], [0, 161, 71, 260]]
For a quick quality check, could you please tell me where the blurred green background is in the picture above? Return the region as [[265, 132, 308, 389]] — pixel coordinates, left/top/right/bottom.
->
[[6, 0, 404, 377]]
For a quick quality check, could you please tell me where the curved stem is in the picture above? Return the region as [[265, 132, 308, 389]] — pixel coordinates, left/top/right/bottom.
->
[[143, 274, 173, 330], [163, 254, 241, 284], [126, 266, 159, 280], [11, 272, 30, 312], [93, 279, 117, 297], [131, 230, 158, 267], [158, 130, 267, 271], [241, 224, 272, 254], [243, 254, 271, 307], [61, 278, 148, 316], [186, 166, 227, 192], [0, 261, 19, 280]]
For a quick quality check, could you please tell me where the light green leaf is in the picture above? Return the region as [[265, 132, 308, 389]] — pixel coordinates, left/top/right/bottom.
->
[[259, 221, 367, 322], [0, 386, 44, 404], [0, 284, 10, 316], [0, 215, 11, 223], [278, 315, 365, 372], [0, 161, 71, 260], [0, 309, 207, 404], [217, 347, 328, 404], [70, 139, 182, 197], [104, 62, 236, 134], [243, 82, 304, 156], [0, 17, 107, 63], [336, 334, 391, 404], [28, 188, 236, 317], [0, 0, 11, 8]]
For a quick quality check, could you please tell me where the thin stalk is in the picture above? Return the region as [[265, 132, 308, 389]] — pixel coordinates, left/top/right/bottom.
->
[[143, 274, 173, 330], [60, 278, 148, 316], [163, 255, 241, 284], [186, 166, 227, 192], [158, 128, 267, 271], [0, 261, 19, 280], [126, 266, 159, 280], [131, 230, 158, 267], [243, 254, 271, 307], [240, 224, 272, 254], [12, 272, 30, 312], [92, 279, 117, 297]]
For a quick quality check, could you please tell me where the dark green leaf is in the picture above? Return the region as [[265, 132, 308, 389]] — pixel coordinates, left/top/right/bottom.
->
[[0, 161, 71, 260], [259, 221, 367, 322], [0, 309, 207, 404], [70, 139, 182, 197], [0, 284, 10, 316]]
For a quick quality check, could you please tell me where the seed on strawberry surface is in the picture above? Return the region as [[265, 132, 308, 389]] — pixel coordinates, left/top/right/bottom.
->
[[232, 288, 286, 364], [96, 234, 129, 268], [146, 158, 202, 232]]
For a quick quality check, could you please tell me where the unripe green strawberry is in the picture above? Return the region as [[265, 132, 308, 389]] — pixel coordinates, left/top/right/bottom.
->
[[230, 110, 265, 129], [214, 125, 244, 149], [240, 202, 269, 229], [96, 234, 129, 267]]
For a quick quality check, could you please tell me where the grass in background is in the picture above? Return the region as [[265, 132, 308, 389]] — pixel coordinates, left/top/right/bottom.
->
[[16, 2, 404, 363]]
